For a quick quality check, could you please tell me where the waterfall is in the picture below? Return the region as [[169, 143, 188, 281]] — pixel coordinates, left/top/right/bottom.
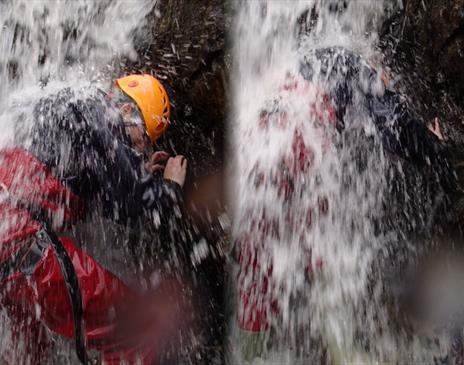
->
[[229, 1, 450, 363], [0, 1, 156, 363]]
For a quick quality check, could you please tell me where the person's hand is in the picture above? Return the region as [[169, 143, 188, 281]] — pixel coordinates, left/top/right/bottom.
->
[[164, 155, 187, 187], [428, 117, 444, 141], [145, 151, 170, 174], [380, 70, 390, 87]]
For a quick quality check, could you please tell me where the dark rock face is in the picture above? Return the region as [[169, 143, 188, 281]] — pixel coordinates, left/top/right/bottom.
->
[[400, 0, 464, 105], [381, 0, 464, 202], [129, 0, 229, 178]]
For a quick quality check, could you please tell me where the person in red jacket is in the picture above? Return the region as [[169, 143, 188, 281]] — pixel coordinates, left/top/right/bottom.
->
[[234, 47, 456, 361], [0, 75, 189, 364], [235, 76, 333, 345]]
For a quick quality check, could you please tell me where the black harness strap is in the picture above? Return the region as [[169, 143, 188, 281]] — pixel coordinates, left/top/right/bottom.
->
[[0, 185, 90, 365], [38, 220, 90, 365]]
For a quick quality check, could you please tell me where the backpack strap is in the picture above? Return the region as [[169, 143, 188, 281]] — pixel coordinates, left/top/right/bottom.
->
[[0, 177, 91, 365]]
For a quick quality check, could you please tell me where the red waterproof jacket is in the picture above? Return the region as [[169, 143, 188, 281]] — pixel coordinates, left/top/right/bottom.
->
[[236, 49, 455, 334], [236, 78, 334, 333], [0, 147, 161, 365]]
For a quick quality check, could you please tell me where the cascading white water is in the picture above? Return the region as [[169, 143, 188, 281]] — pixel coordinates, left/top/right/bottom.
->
[[230, 1, 451, 364], [0, 1, 156, 363], [0, 0, 155, 90], [0, 0, 156, 141]]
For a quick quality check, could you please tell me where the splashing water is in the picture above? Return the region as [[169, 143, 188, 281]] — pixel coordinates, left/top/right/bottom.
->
[[0, 1, 155, 363], [0, 0, 155, 91], [0, 0, 155, 139], [230, 1, 452, 364]]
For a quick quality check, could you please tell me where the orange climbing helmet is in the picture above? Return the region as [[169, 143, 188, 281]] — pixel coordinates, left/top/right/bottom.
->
[[115, 74, 170, 142]]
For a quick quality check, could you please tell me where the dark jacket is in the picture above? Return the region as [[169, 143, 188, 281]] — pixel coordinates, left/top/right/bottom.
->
[[300, 47, 457, 233], [17, 87, 182, 227]]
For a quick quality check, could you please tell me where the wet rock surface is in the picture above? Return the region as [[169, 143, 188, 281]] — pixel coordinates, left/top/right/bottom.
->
[[401, 0, 464, 104], [129, 0, 229, 178], [381, 0, 464, 222]]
